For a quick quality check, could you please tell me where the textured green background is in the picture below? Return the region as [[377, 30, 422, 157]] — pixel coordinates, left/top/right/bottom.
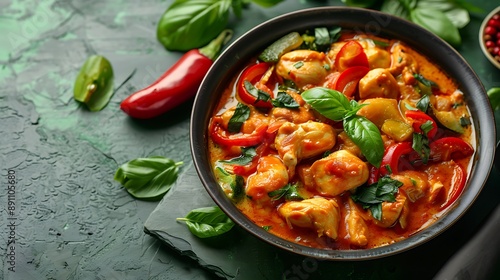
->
[[1, 0, 499, 279]]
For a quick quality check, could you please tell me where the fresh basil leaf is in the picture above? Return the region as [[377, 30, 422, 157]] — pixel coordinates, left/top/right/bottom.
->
[[410, 7, 461, 46], [243, 80, 271, 104], [329, 26, 342, 43], [231, 0, 244, 18], [314, 27, 331, 47], [381, 0, 416, 20], [344, 115, 384, 167], [414, 73, 438, 88], [177, 206, 235, 238], [268, 183, 304, 201], [448, 0, 483, 13], [156, 0, 231, 51], [250, 0, 284, 8], [301, 87, 353, 121], [351, 176, 403, 220], [227, 103, 250, 133], [416, 0, 470, 28], [114, 156, 183, 200], [73, 55, 114, 111], [416, 94, 430, 112], [214, 167, 244, 200], [412, 132, 430, 164], [220, 147, 257, 165], [272, 92, 299, 108]]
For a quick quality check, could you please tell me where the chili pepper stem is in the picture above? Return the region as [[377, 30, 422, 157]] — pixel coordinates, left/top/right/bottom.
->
[[198, 29, 233, 60]]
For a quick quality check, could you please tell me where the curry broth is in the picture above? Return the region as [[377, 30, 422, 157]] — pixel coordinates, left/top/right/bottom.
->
[[208, 30, 475, 250]]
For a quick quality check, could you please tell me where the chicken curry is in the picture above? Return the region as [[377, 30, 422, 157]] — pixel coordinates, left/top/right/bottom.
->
[[207, 28, 475, 250]]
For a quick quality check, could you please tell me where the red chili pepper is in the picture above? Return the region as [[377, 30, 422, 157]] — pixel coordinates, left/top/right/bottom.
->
[[333, 66, 369, 97], [440, 163, 467, 209], [429, 137, 474, 162], [379, 142, 414, 176], [405, 110, 438, 138], [237, 62, 275, 108], [209, 116, 268, 147], [334, 41, 369, 72], [120, 30, 233, 119]]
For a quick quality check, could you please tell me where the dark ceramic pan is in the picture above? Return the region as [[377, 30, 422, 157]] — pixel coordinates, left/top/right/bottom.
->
[[190, 7, 496, 260]]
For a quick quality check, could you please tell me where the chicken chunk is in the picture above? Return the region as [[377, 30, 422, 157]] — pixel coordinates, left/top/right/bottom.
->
[[278, 197, 340, 239], [389, 42, 419, 84], [372, 192, 409, 229], [275, 121, 336, 177], [246, 156, 288, 200], [271, 90, 315, 124], [276, 50, 331, 89], [391, 170, 429, 202], [308, 150, 369, 197], [346, 197, 369, 247], [358, 68, 399, 99]]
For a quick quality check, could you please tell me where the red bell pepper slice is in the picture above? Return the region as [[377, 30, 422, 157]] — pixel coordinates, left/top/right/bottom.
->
[[429, 137, 474, 162], [440, 163, 467, 209], [209, 116, 268, 147], [334, 41, 369, 72], [405, 110, 438, 138], [237, 63, 274, 108], [379, 142, 414, 176], [333, 66, 369, 97]]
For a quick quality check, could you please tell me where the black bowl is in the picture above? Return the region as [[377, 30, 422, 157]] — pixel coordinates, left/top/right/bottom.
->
[[190, 7, 496, 260]]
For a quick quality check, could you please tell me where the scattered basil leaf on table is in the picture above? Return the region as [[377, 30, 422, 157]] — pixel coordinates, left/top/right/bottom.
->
[[73, 55, 114, 111], [157, 0, 232, 51], [488, 87, 500, 111], [157, 0, 283, 51], [351, 176, 403, 220], [114, 156, 183, 200], [346, 0, 481, 46], [177, 206, 235, 238], [302, 87, 384, 167]]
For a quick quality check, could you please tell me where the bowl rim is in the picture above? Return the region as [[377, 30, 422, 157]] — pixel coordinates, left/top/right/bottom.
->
[[190, 6, 496, 260], [479, 6, 500, 69]]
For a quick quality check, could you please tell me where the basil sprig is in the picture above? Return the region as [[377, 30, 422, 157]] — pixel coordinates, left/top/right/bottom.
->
[[177, 206, 235, 238], [343, 0, 482, 46], [214, 167, 244, 201], [302, 87, 384, 167], [157, 0, 283, 51], [351, 176, 403, 220], [114, 156, 183, 200]]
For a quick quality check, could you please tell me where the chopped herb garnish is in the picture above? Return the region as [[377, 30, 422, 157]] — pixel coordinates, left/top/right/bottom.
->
[[243, 80, 271, 104], [372, 39, 390, 47], [268, 183, 304, 201], [416, 94, 430, 112], [412, 130, 430, 164], [272, 92, 299, 108], [293, 61, 304, 69], [414, 73, 438, 88], [220, 147, 257, 166], [351, 176, 403, 220], [227, 103, 250, 133], [460, 116, 471, 126], [262, 225, 272, 231]]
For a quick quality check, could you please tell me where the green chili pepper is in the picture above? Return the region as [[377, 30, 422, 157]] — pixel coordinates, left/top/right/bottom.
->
[[487, 87, 500, 111], [73, 55, 114, 111]]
